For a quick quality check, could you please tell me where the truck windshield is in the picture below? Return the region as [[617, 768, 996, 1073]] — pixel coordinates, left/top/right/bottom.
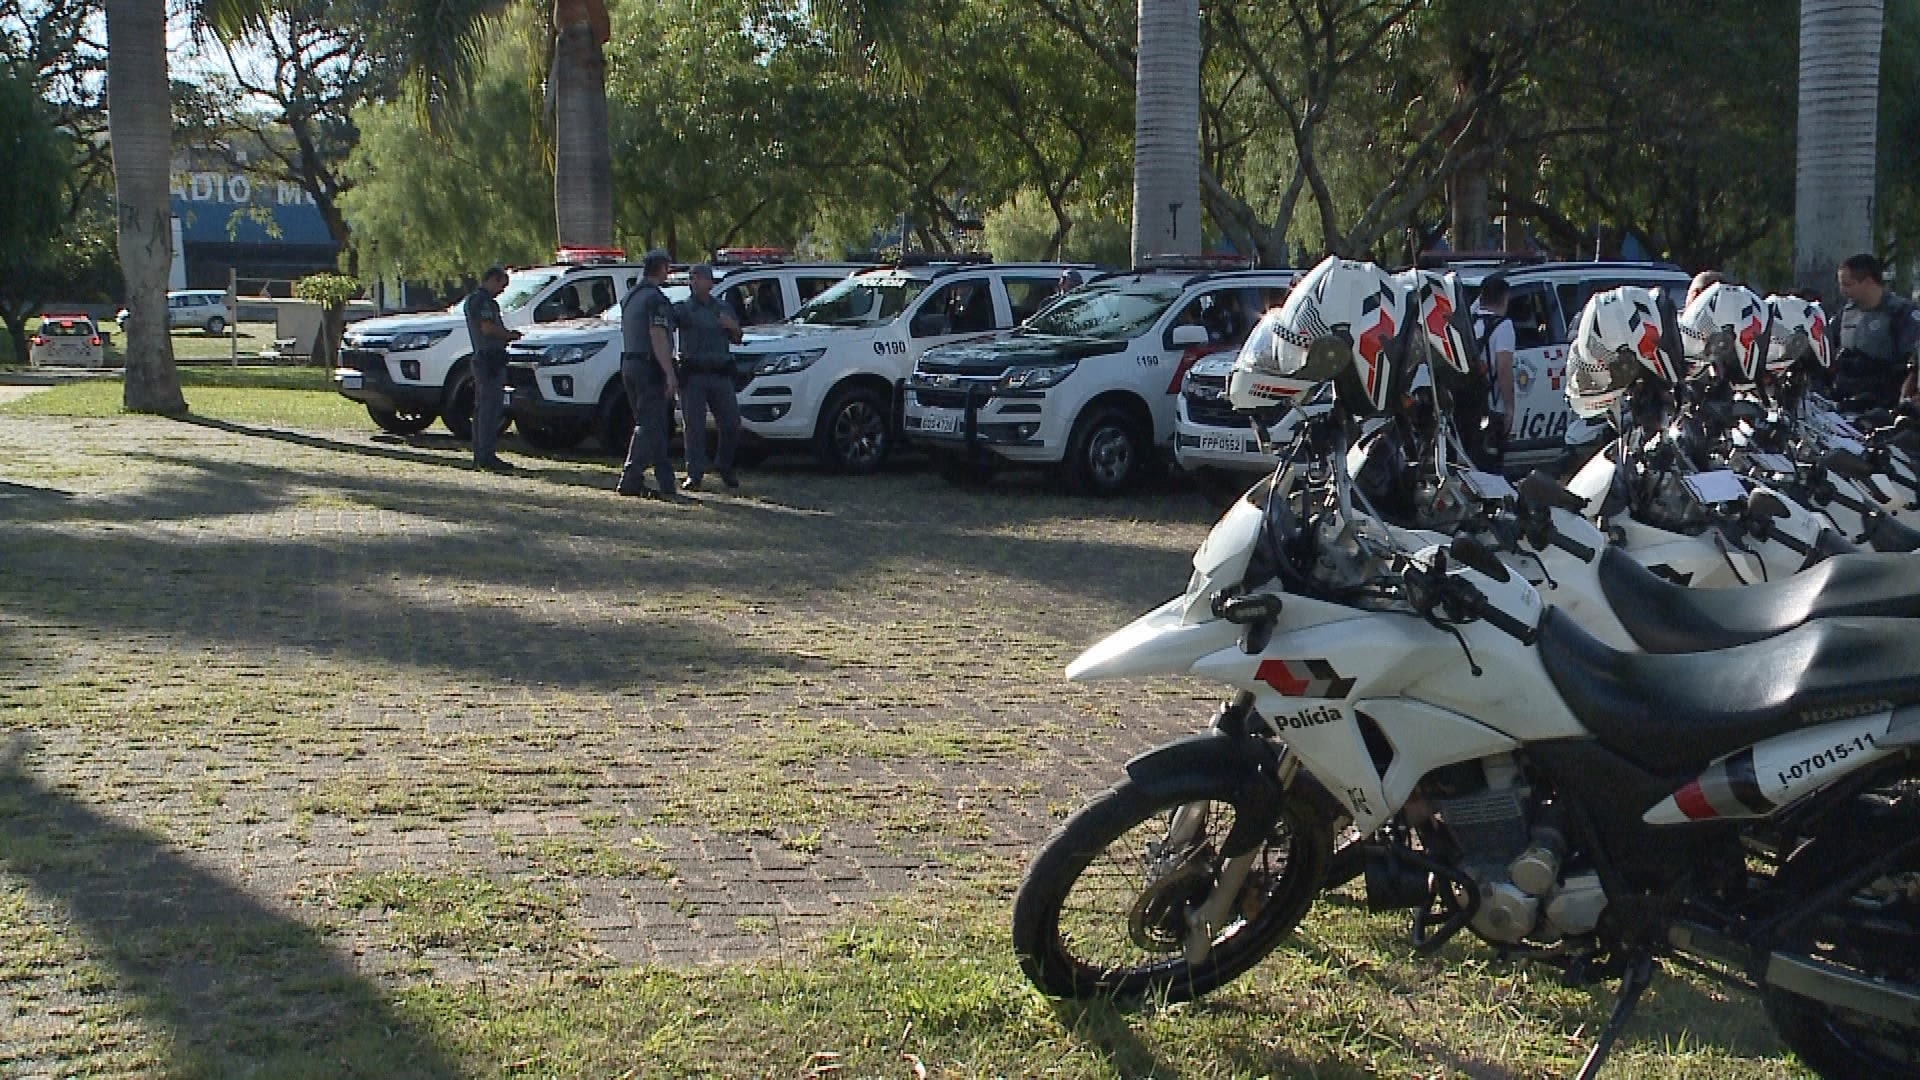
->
[[498, 271, 561, 312], [794, 277, 929, 327], [1024, 281, 1184, 340]]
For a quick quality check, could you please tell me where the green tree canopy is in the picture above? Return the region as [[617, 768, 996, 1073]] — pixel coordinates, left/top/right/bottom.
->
[[337, 10, 555, 283], [0, 62, 75, 364]]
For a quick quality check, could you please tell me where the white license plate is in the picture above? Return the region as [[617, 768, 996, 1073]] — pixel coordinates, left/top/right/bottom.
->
[[1197, 433, 1244, 453], [920, 410, 959, 434], [336, 372, 363, 391]]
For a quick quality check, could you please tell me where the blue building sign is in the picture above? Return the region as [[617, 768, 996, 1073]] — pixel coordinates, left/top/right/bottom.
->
[[169, 170, 336, 249]]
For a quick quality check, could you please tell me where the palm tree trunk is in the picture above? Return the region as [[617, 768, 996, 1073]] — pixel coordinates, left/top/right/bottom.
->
[[553, 0, 612, 251], [1795, 0, 1883, 301], [107, 0, 185, 413], [1131, 0, 1201, 263]]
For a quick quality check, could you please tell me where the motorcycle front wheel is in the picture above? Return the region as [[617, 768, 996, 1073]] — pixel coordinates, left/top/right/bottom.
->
[[1011, 773, 1330, 1002], [1763, 776, 1920, 1079]]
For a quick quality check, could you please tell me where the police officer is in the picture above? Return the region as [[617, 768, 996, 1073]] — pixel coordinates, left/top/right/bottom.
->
[[463, 265, 521, 471], [616, 250, 684, 500], [674, 263, 744, 491], [1831, 253, 1920, 410]]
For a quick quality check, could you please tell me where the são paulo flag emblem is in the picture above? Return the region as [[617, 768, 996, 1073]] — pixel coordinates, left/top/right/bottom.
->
[[1254, 658, 1356, 698]]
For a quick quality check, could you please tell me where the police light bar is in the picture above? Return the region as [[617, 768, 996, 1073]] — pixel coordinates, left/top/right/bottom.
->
[[555, 246, 626, 265], [713, 247, 790, 265]]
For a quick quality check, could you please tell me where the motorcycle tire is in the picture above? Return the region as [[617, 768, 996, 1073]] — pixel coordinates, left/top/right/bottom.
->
[[1011, 773, 1329, 1003], [1761, 776, 1920, 1079]]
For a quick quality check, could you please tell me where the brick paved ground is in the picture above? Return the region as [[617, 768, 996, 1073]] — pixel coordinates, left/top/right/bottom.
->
[[0, 411, 1230, 1063]]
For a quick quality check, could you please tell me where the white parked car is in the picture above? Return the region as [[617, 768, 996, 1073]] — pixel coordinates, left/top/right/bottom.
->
[[334, 256, 645, 438], [1171, 259, 1694, 481], [29, 313, 106, 368], [729, 258, 1095, 472], [905, 267, 1297, 495], [502, 261, 872, 452], [116, 290, 234, 335]]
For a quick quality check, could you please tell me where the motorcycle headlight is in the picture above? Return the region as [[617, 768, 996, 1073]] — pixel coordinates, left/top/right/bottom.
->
[[538, 340, 609, 367], [998, 363, 1076, 391], [753, 348, 825, 376], [389, 329, 453, 352]]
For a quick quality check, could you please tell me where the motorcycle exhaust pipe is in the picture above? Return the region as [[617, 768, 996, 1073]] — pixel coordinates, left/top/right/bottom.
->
[[1670, 922, 1920, 1028]]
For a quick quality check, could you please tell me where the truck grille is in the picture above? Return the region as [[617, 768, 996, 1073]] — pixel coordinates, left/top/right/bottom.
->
[[340, 348, 385, 374], [914, 387, 986, 410], [1183, 373, 1247, 428]]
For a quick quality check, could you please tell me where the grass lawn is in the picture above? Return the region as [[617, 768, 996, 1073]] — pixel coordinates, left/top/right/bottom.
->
[[0, 389, 1821, 1079], [0, 363, 366, 429]]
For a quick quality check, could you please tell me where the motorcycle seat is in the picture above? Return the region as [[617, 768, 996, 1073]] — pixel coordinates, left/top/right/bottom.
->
[[1536, 607, 1920, 772], [1596, 545, 1920, 653]]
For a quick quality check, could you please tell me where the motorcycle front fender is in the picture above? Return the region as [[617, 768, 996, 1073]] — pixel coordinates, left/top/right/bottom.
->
[[1066, 598, 1244, 681], [1121, 732, 1349, 859]]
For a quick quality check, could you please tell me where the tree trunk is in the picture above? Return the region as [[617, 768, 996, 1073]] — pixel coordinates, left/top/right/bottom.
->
[[553, 0, 613, 251], [107, 0, 185, 413], [1795, 0, 1882, 303], [314, 303, 345, 369], [1449, 167, 1491, 252], [1045, 191, 1072, 260], [1131, 0, 1201, 263], [2, 307, 28, 370]]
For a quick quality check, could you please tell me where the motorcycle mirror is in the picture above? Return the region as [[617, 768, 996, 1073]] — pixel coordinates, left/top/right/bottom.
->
[[1747, 491, 1789, 520], [1820, 448, 1875, 482], [1448, 535, 1511, 583], [1518, 470, 1589, 515]]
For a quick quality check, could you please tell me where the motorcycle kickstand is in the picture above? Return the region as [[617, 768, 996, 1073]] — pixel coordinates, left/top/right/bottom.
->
[[1574, 950, 1654, 1080]]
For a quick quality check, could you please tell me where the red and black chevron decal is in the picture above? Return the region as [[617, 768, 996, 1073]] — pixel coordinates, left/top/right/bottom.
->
[[1254, 658, 1356, 698], [1669, 747, 1774, 821]]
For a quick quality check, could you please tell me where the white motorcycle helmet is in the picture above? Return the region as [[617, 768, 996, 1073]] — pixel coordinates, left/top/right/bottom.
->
[[1566, 286, 1684, 418], [1764, 294, 1832, 375], [1678, 282, 1769, 387], [1229, 256, 1409, 416]]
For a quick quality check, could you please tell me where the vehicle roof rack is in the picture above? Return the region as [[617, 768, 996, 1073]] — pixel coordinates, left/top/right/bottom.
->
[[1413, 249, 1546, 270]]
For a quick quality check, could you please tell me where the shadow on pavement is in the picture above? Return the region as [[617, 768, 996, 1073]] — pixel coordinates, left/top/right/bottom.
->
[[0, 479, 72, 503], [0, 740, 462, 1077], [0, 416, 1206, 689]]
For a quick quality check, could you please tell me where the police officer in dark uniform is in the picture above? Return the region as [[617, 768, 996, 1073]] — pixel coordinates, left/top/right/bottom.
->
[[674, 263, 744, 491], [616, 250, 685, 500], [463, 265, 521, 471], [1831, 253, 1920, 410]]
